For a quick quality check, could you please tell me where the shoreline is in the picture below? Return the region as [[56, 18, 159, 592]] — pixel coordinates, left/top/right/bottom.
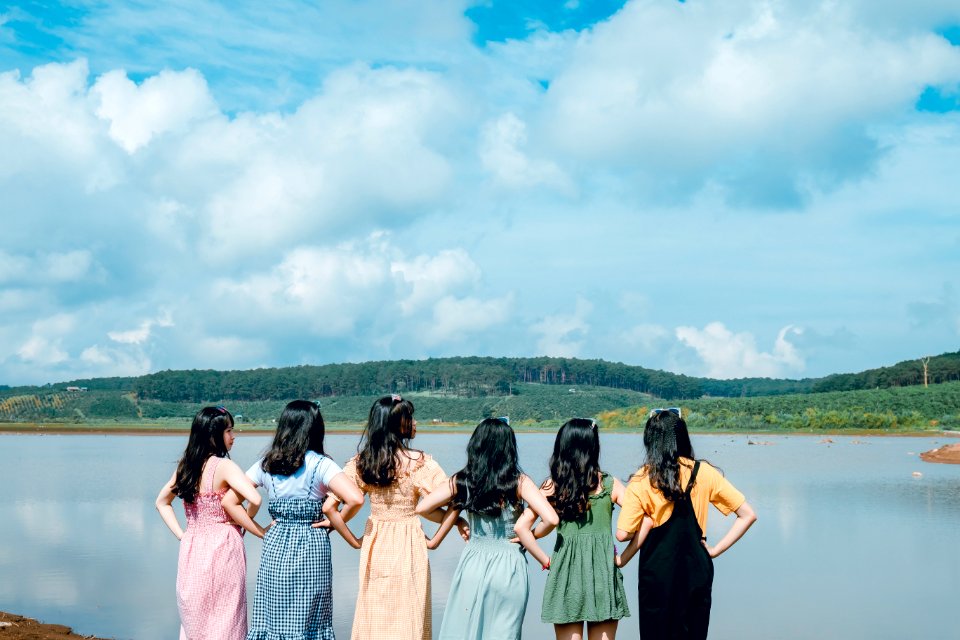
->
[[0, 611, 110, 639], [1, 422, 958, 438]]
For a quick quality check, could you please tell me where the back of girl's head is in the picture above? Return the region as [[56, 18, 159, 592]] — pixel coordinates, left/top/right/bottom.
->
[[174, 406, 234, 503], [642, 410, 695, 502], [261, 400, 326, 476], [548, 418, 601, 521], [451, 418, 522, 517], [356, 395, 415, 486]]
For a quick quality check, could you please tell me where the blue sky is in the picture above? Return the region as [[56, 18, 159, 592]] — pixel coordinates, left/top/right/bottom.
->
[[1, 0, 960, 386]]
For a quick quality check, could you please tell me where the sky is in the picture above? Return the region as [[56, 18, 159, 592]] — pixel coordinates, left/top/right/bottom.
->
[[1, 0, 960, 386]]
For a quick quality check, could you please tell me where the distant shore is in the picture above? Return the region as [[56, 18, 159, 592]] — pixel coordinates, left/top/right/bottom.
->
[[2, 421, 958, 438], [0, 611, 110, 639]]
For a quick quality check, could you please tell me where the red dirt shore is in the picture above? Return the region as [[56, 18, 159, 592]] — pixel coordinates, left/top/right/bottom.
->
[[920, 442, 960, 464], [0, 612, 110, 639]]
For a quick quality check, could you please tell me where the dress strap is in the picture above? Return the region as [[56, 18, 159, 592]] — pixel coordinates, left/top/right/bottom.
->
[[205, 456, 222, 493], [684, 461, 701, 497]]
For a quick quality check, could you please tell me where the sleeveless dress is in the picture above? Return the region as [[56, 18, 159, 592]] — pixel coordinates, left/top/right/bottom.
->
[[247, 456, 338, 640], [541, 473, 629, 624], [177, 456, 247, 640], [343, 454, 447, 640], [439, 505, 528, 640]]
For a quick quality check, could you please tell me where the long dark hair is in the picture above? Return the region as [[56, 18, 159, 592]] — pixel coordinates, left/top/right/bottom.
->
[[450, 418, 523, 517], [546, 418, 601, 521], [642, 410, 696, 502], [173, 406, 233, 503], [261, 400, 326, 476], [356, 395, 416, 486]]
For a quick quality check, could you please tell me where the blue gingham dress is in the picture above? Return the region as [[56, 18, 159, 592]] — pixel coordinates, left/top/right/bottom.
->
[[247, 463, 334, 640]]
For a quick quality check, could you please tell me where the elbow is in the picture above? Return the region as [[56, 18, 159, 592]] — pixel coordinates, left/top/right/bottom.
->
[[615, 529, 633, 543], [248, 492, 262, 508], [543, 512, 560, 528]]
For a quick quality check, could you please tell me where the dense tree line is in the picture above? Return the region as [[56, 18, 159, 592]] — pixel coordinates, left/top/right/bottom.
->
[[4, 351, 960, 406], [128, 357, 709, 402], [811, 351, 960, 392]]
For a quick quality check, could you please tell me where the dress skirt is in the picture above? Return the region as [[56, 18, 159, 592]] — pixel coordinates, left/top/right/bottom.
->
[[247, 498, 334, 640]]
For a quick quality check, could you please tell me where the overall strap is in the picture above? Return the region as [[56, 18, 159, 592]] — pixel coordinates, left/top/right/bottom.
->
[[206, 456, 221, 493], [684, 460, 701, 497], [306, 453, 323, 495]]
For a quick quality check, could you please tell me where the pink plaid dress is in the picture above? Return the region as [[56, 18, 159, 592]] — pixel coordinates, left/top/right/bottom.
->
[[177, 456, 247, 640]]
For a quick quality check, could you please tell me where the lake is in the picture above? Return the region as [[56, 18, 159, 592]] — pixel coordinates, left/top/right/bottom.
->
[[1, 432, 958, 639]]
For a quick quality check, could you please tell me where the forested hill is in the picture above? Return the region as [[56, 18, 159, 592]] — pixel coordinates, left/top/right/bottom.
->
[[12, 350, 958, 403]]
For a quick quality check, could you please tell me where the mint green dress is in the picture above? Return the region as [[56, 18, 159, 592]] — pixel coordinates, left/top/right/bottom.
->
[[541, 474, 630, 624], [439, 505, 528, 639]]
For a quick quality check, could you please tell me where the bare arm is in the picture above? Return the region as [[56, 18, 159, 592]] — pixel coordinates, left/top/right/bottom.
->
[[513, 475, 559, 568], [155, 471, 184, 540], [704, 500, 757, 558], [416, 478, 455, 519], [616, 516, 653, 567], [219, 461, 266, 538], [531, 481, 556, 539], [321, 473, 364, 549], [611, 476, 626, 506], [426, 505, 462, 550]]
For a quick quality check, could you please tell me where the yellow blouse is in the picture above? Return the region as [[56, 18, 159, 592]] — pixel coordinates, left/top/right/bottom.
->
[[617, 458, 745, 535]]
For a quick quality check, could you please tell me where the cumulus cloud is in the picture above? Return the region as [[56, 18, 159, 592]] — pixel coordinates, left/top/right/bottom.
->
[[392, 249, 481, 315], [479, 112, 571, 191], [107, 311, 174, 345], [539, 0, 960, 204], [675, 322, 805, 378], [427, 294, 513, 345], [92, 68, 218, 153], [15, 314, 75, 365], [532, 297, 592, 357]]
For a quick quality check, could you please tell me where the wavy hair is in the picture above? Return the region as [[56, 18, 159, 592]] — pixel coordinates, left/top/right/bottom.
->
[[356, 395, 416, 486], [546, 418, 601, 521], [642, 410, 697, 502], [261, 400, 326, 476], [173, 406, 233, 503], [450, 418, 523, 517]]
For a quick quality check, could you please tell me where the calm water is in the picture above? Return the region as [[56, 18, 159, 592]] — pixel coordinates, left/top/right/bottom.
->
[[1, 432, 958, 639]]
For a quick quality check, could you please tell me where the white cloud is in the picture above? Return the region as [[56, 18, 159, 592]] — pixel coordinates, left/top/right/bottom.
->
[[108, 311, 174, 345], [427, 294, 513, 345], [479, 112, 571, 191], [0, 250, 95, 283], [538, 1, 960, 203], [392, 249, 481, 315], [676, 322, 805, 378], [92, 68, 218, 153], [621, 323, 671, 354], [15, 314, 76, 365], [532, 297, 592, 357]]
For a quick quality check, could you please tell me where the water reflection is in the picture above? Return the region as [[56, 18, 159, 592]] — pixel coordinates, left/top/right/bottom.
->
[[0, 433, 958, 639]]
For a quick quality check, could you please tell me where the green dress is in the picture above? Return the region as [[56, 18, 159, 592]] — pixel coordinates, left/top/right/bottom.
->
[[541, 473, 630, 624]]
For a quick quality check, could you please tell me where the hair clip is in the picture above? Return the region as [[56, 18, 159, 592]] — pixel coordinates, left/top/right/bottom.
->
[[215, 405, 228, 414], [391, 394, 402, 402]]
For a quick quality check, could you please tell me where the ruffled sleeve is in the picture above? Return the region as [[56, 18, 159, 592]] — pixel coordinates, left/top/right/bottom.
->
[[342, 456, 367, 495], [413, 455, 448, 498]]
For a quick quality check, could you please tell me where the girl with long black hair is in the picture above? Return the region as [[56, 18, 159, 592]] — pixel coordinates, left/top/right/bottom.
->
[[536, 418, 630, 640], [239, 399, 364, 640], [616, 409, 757, 640], [416, 417, 558, 639], [332, 395, 455, 640], [155, 406, 263, 640]]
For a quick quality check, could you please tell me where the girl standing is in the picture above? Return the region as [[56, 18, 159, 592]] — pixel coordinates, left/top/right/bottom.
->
[[416, 417, 559, 640], [616, 408, 757, 640], [240, 400, 364, 640], [330, 395, 451, 640], [538, 418, 630, 640], [155, 406, 264, 640]]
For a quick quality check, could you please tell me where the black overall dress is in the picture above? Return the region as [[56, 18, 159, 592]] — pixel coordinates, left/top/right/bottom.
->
[[636, 460, 713, 640]]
